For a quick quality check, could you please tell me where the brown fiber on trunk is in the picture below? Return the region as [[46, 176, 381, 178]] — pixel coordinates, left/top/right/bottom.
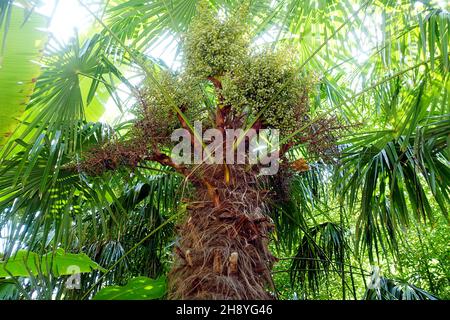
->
[[168, 164, 278, 300]]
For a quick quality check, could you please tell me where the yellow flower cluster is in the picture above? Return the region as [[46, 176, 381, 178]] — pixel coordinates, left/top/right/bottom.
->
[[142, 1, 315, 142], [184, 1, 249, 79], [221, 50, 313, 136]]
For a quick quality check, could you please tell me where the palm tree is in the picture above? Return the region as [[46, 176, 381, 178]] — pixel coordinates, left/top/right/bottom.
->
[[0, 0, 448, 300]]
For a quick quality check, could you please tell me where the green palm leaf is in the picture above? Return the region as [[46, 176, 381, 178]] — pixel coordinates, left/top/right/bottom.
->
[[0, 5, 48, 146]]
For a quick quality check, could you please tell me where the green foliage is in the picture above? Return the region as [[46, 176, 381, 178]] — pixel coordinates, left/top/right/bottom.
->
[[337, 114, 449, 262], [0, 249, 104, 277], [269, 166, 328, 252], [0, 279, 18, 300], [364, 277, 438, 300], [395, 216, 450, 299], [0, 122, 115, 256], [21, 34, 120, 142], [290, 222, 347, 295], [93, 276, 166, 300], [0, 6, 47, 146]]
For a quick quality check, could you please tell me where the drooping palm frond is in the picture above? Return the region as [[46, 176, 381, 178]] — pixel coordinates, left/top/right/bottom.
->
[[0, 279, 18, 300], [64, 168, 185, 300], [336, 110, 449, 262], [364, 277, 439, 300], [289, 222, 348, 297], [0, 122, 115, 256], [0, 131, 185, 299], [269, 164, 330, 252]]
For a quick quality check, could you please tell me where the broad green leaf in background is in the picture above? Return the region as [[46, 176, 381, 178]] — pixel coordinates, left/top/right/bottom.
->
[[93, 276, 167, 300], [0, 6, 48, 146], [0, 249, 105, 277], [0, 279, 18, 300]]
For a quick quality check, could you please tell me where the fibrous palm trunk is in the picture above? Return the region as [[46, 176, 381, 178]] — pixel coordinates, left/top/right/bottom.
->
[[168, 165, 277, 300]]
